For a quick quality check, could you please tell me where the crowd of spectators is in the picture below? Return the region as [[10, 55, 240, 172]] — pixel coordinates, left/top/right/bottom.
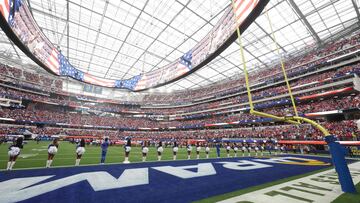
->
[[0, 64, 63, 90], [143, 32, 360, 104], [0, 32, 359, 145], [0, 93, 358, 129], [1, 120, 357, 142]]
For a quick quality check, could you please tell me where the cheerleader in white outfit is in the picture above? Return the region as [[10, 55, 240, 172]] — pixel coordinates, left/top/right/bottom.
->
[[75, 139, 86, 166], [172, 141, 179, 160], [241, 144, 246, 157], [260, 144, 265, 157], [123, 137, 131, 164], [46, 138, 59, 168], [196, 142, 201, 159], [157, 141, 164, 161], [142, 141, 149, 162], [233, 143, 238, 157], [274, 144, 279, 155], [205, 143, 210, 159], [226, 143, 231, 158], [187, 144, 192, 159], [254, 144, 259, 157], [6, 137, 23, 170], [247, 144, 252, 156], [280, 145, 285, 154]]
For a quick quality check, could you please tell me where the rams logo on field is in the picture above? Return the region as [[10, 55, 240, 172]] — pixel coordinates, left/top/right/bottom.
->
[[253, 157, 331, 166]]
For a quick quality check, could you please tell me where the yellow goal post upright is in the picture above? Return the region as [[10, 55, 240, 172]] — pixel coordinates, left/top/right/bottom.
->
[[230, 0, 356, 193]]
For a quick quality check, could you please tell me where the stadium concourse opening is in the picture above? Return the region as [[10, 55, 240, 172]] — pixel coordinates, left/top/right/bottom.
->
[[0, 0, 360, 202]]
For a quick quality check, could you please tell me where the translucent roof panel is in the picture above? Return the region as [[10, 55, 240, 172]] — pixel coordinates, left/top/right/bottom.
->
[[0, 0, 359, 92]]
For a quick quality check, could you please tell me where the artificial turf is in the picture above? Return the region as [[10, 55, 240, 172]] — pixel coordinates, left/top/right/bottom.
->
[[1, 141, 358, 203], [0, 140, 262, 169]]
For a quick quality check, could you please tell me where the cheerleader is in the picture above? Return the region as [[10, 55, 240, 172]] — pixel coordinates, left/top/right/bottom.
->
[[241, 144, 246, 157], [187, 143, 192, 159], [123, 137, 131, 164], [75, 139, 86, 166], [6, 137, 23, 170], [46, 138, 59, 168], [157, 141, 164, 161], [100, 137, 110, 164], [196, 142, 201, 159], [274, 144, 279, 155], [280, 145, 285, 154], [205, 143, 210, 159], [254, 143, 259, 156], [233, 143, 238, 157], [260, 144, 265, 157], [247, 144, 251, 156], [172, 141, 179, 160], [142, 141, 149, 162], [226, 143, 231, 158]]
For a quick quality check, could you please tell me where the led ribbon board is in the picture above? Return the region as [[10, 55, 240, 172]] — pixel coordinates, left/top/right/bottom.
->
[[0, 0, 269, 91]]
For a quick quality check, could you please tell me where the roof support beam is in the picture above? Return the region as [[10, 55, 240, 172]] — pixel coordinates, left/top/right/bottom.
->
[[288, 0, 321, 45], [351, 0, 360, 22], [120, 0, 191, 80], [86, 0, 109, 72], [104, 0, 150, 78], [254, 22, 286, 53]]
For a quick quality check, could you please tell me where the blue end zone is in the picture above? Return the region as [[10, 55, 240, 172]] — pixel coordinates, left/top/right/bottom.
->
[[0, 155, 334, 203]]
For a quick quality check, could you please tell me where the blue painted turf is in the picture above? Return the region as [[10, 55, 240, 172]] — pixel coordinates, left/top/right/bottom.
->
[[0, 155, 333, 203]]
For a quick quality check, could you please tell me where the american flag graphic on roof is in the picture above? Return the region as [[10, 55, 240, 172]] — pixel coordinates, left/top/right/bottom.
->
[[232, 0, 259, 26], [7, 0, 22, 26], [46, 48, 60, 75], [83, 73, 115, 87], [121, 75, 141, 90], [174, 49, 193, 77], [59, 53, 84, 81]]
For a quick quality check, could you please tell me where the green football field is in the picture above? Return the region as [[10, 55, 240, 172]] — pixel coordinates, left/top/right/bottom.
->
[[0, 140, 261, 169], [1, 141, 359, 202]]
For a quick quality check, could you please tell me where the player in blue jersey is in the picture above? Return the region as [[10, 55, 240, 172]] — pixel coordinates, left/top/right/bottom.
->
[[100, 137, 110, 164], [123, 137, 131, 163], [215, 142, 221, 158], [6, 137, 23, 170], [75, 139, 86, 166]]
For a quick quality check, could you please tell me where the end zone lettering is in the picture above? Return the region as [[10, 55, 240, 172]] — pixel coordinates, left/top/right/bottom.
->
[[0, 156, 331, 203]]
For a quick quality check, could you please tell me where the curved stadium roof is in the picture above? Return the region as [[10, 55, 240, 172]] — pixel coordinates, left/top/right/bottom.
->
[[0, 0, 359, 92]]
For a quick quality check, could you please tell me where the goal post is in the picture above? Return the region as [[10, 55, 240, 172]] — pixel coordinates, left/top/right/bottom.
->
[[230, 0, 356, 193]]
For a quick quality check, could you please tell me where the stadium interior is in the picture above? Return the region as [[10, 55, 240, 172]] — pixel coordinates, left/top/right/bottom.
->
[[0, 0, 360, 202]]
